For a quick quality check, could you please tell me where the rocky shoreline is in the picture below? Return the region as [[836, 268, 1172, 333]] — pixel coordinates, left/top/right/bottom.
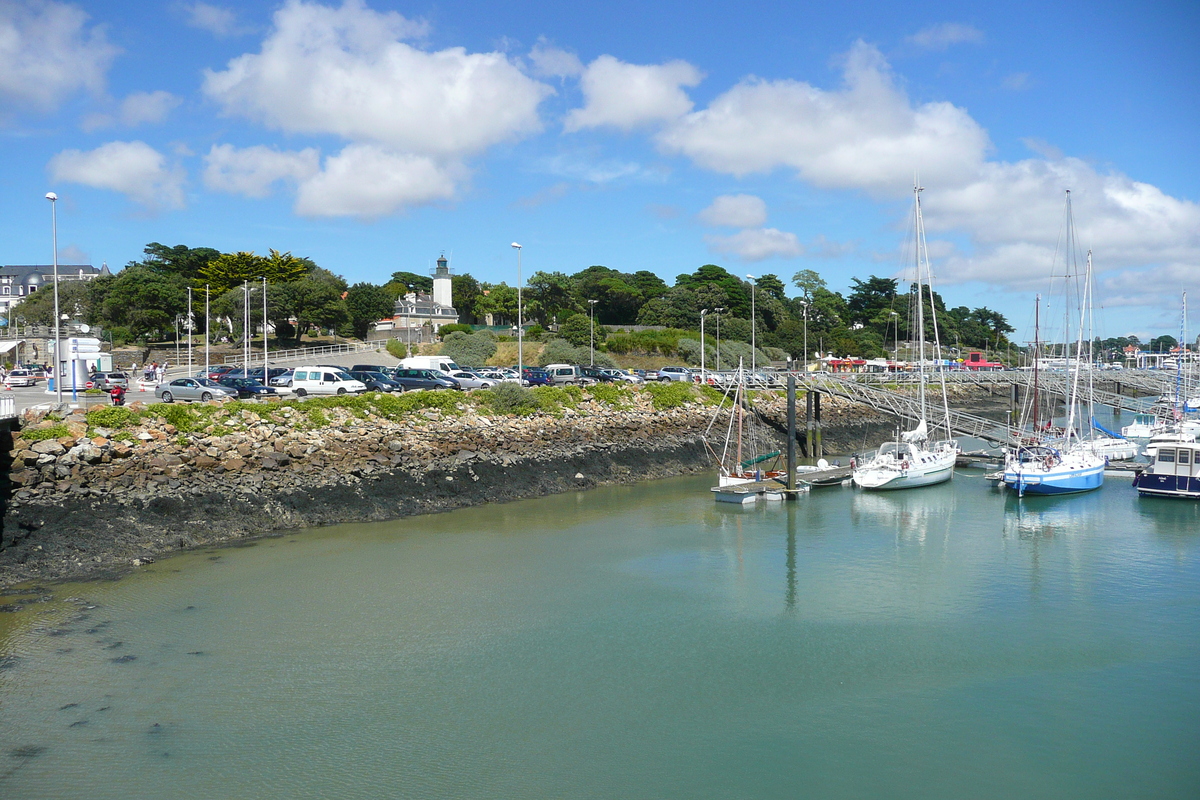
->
[[0, 384, 902, 592]]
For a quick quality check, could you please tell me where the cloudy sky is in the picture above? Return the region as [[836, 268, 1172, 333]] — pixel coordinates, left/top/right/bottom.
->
[[2, 0, 1197, 338]]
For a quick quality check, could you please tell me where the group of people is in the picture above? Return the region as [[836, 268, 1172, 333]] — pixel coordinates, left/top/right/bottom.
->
[[136, 362, 169, 383]]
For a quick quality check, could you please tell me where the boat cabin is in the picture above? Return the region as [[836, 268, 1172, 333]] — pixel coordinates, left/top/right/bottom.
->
[[1135, 442, 1200, 499]]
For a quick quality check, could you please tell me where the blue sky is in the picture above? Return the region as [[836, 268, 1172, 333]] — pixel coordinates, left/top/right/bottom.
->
[[2, 0, 1197, 339]]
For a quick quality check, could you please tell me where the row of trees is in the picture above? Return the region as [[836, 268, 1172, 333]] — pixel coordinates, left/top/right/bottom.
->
[[13, 242, 1016, 361], [13, 243, 395, 344], [441, 264, 1014, 360]]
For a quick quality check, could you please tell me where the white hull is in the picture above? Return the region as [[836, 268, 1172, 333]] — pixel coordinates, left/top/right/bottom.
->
[[1087, 437, 1138, 461], [852, 446, 956, 491]]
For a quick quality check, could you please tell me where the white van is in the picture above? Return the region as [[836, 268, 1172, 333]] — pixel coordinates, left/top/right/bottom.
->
[[400, 356, 461, 373], [290, 366, 368, 397], [544, 364, 593, 386]]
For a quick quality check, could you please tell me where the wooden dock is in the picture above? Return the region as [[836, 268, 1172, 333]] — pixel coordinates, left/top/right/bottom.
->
[[711, 465, 853, 503]]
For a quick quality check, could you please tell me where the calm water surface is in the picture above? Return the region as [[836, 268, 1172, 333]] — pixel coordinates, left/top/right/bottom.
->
[[1, 472, 1198, 799]]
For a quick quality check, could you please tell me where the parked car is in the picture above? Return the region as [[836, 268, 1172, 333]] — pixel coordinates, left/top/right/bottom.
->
[[399, 356, 462, 373], [270, 369, 295, 388], [351, 364, 396, 374], [446, 370, 496, 390], [348, 370, 401, 392], [223, 366, 290, 383], [197, 365, 237, 381], [603, 368, 643, 384], [155, 377, 237, 403], [392, 368, 461, 391], [544, 364, 593, 386], [217, 377, 279, 399], [87, 372, 130, 391], [657, 366, 693, 382], [521, 367, 552, 386], [290, 367, 368, 397], [580, 366, 617, 383], [4, 368, 39, 387]]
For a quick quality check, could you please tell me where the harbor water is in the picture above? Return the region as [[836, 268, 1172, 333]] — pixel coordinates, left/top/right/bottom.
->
[[1, 471, 1198, 798]]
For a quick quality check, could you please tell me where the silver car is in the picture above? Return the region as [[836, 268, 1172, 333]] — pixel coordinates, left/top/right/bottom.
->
[[447, 370, 496, 390], [155, 377, 237, 403]]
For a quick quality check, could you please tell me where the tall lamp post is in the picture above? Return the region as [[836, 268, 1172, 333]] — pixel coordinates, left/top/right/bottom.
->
[[242, 280, 250, 370], [588, 299, 598, 365], [801, 299, 811, 376], [260, 276, 268, 383], [700, 309, 709, 376], [204, 285, 211, 376], [45, 192, 62, 403], [746, 274, 757, 372], [714, 307, 725, 370], [511, 243, 523, 379]]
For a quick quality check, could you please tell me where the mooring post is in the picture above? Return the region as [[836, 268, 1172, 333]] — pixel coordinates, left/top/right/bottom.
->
[[814, 390, 823, 458], [805, 390, 814, 458], [787, 375, 797, 491]]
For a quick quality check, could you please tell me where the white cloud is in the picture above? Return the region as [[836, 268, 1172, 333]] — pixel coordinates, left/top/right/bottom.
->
[[906, 22, 984, 50], [83, 90, 182, 130], [698, 194, 767, 228], [48, 140, 185, 210], [658, 41, 989, 193], [529, 39, 582, 78], [203, 143, 320, 198], [565, 55, 703, 132], [540, 152, 657, 184], [202, 0, 548, 158], [184, 2, 252, 37], [293, 144, 460, 218], [705, 228, 803, 261], [58, 244, 89, 264], [0, 0, 119, 114]]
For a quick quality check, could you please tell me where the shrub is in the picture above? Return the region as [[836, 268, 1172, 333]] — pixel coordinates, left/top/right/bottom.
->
[[643, 381, 697, 410], [589, 383, 628, 407], [440, 331, 497, 366], [537, 338, 587, 366], [86, 406, 139, 429], [147, 402, 206, 432], [525, 324, 545, 340], [438, 323, 473, 337], [480, 382, 540, 415], [386, 338, 408, 359], [20, 424, 70, 442]]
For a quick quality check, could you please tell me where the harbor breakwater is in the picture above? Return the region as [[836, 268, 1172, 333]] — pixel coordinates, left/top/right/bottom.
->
[[0, 385, 896, 591]]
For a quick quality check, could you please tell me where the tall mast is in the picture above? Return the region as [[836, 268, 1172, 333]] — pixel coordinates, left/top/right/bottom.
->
[[913, 184, 928, 423], [1032, 295, 1041, 433]]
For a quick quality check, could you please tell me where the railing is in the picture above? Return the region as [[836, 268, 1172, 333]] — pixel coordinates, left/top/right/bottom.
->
[[0, 395, 15, 419], [219, 340, 385, 366]]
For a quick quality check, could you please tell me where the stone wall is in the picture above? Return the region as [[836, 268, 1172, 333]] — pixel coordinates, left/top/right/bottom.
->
[[0, 386, 899, 590]]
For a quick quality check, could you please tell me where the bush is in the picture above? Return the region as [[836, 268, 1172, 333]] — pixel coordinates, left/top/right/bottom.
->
[[20, 424, 69, 442], [275, 321, 296, 340], [643, 381, 697, 410], [589, 383, 628, 407], [440, 331, 497, 366], [147, 402, 206, 432], [537, 338, 587, 366], [386, 338, 407, 359], [86, 406, 139, 429], [525, 324, 545, 340], [438, 323, 473, 337], [478, 382, 540, 415]]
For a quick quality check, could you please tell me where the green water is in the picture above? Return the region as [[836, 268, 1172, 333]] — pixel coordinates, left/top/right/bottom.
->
[[1, 473, 1198, 799]]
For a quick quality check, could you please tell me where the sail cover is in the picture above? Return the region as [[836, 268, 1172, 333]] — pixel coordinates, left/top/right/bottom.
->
[[901, 419, 928, 442]]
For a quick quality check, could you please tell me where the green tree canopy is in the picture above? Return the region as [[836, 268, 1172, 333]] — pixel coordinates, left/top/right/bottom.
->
[[344, 282, 394, 339]]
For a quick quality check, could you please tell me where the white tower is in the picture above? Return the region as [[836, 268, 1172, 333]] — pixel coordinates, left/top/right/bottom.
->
[[432, 254, 452, 308]]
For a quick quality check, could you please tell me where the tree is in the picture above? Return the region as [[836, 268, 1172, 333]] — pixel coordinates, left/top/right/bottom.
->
[[558, 313, 593, 347], [141, 242, 220, 281], [196, 249, 310, 295], [791, 268, 826, 299], [676, 264, 750, 318], [756, 273, 787, 303], [385, 271, 432, 299], [344, 282, 394, 339], [271, 279, 347, 337], [572, 266, 644, 324], [525, 271, 577, 325], [845, 276, 899, 328], [9, 280, 92, 326], [99, 264, 188, 340], [452, 273, 483, 323]]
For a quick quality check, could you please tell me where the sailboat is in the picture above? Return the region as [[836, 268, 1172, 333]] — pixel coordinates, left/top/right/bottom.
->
[[1002, 191, 1105, 497], [705, 361, 795, 502], [852, 185, 958, 491]]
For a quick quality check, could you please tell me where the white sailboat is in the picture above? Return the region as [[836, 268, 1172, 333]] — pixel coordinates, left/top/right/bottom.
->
[[705, 361, 794, 502], [853, 185, 957, 491], [1002, 191, 1105, 497]]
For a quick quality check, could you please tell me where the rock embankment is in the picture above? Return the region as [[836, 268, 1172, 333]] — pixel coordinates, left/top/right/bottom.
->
[[0, 384, 906, 590]]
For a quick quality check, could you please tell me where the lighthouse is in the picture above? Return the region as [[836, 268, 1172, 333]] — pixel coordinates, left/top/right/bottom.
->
[[432, 254, 452, 308]]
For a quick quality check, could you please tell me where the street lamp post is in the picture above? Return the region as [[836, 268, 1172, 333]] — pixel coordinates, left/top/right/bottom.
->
[[801, 299, 811, 376], [714, 307, 725, 370], [700, 309, 708, 376], [746, 274, 757, 372], [588, 299, 598, 365], [204, 285, 210, 376], [511, 243, 523, 379], [45, 192, 62, 403], [242, 281, 250, 370], [187, 287, 193, 377], [260, 276, 268, 383]]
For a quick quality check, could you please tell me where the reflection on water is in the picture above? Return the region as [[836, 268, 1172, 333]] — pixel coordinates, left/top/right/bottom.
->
[[850, 482, 958, 545], [1, 473, 1198, 800]]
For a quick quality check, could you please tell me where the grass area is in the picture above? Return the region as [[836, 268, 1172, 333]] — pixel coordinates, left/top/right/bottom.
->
[[20, 424, 70, 442]]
